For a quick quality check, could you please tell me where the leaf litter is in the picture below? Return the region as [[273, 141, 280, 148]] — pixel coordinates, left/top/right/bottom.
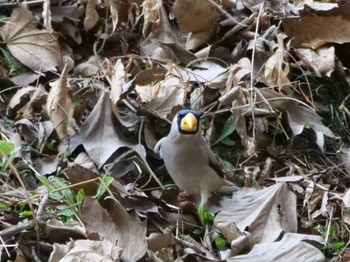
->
[[0, 0, 350, 261]]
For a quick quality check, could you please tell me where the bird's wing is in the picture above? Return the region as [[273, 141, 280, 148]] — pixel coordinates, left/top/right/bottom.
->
[[202, 139, 225, 178], [154, 137, 166, 158]]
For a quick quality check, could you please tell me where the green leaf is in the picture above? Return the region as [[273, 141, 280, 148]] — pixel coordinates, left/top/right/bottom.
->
[[214, 117, 236, 145], [0, 48, 22, 75], [215, 234, 227, 250], [94, 176, 114, 200], [50, 176, 75, 207], [221, 159, 234, 170], [0, 203, 8, 209], [76, 189, 85, 205], [57, 208, 75, 218], [220, 137, 235, 146], [332, 241, 344, 250], [0, 140, 14, 155], [46, 139, 57, 150], [19, 210, 32, 218], [198, 202, 214, 225], [192, 227, 205, 235], [34, 174, 62, 200]]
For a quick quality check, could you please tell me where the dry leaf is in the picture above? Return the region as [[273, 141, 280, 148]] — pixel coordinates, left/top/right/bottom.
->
[[283, 16, 350, 49], [46, 64, 74, 140], [337, 147, 350, 176], [0, 5, 63, 72], [42, 0, 52, 33], [53, 239, 123, 262], [81, 196, 147, 261], [294, 46, 335, 77], [135, 74, 186, 117], [78, 92, 143, 168], [228, 233, 325, 261], [141, 0, 162, 37], [6, 86, 36, 118], [75, 56, 101, 76], [215, 183, 297, 244], [84, 0, 99, 31], [173, 0, 219, 33]]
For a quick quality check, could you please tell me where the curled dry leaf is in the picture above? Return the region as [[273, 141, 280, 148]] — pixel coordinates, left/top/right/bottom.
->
[[260, 89, 338, 150], [6, 86, 36, 118], [0, 5, 63, 72], [42, 0, 52, 33], [141, 0, 162, 37], [294, 46, 335, 77], [84, 0, 99, 31], [135, 74, 186, 117], [46, 64, 75, 140], [75, 55, 101, 76], [22, 85, 48, 120]]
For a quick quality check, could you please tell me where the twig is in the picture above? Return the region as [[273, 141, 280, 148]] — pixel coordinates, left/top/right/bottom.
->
[[36, 189, 49, 224], [0, 220, 35, 239]]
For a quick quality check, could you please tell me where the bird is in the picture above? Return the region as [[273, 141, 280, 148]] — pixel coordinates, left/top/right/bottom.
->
[[154, 109, 239, 206]]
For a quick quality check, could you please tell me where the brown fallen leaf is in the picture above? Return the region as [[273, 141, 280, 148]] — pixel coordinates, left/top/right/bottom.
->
[[78, 91, 145, 168], [283, 16, 350, 49], [0, 5, 63, 72], [81, 196, 147, 261], [46, 64, 75, 140], [172, 0, 219, 33], [84, 0, 99, 31], [215, 183, 297, 244]]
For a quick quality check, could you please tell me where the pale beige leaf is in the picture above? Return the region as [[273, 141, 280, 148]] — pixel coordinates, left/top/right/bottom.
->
[[227, 233, 325, 262], [135, 75, 186, 117], [262, 34, 290, 88], [42, 0, 52, 33], [0, 5, 62, 72], [167, 60, 229, 89], [110, 5, 119, 33], [75, 56, 100, 76], [110, 59, 125, 104], [46, 64, 73, 140], [215, 183, 297, 244], [186, 31, 212, 51], [294, 46, 335, 76], [141, 0, 162, 37], [84, 0, 99, 31], [56, 239, 123, 262]]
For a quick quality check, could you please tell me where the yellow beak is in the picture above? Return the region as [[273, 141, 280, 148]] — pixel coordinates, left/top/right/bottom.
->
[[180, 113, 198, 132]]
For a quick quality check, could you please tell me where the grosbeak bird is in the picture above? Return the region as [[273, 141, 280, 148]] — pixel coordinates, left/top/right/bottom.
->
[[154, 109, 239, 205]]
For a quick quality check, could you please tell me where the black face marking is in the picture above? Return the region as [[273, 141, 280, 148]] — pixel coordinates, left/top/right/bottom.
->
[[176, 109, 200, 135]]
